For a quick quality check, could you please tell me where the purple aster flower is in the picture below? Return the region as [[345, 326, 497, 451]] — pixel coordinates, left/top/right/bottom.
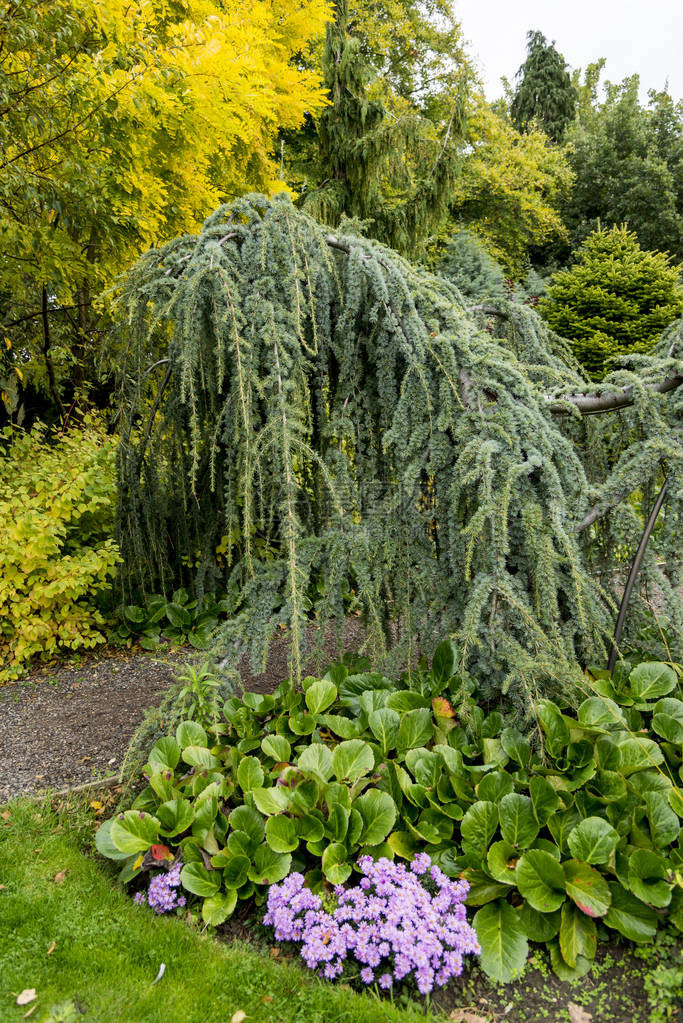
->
[[262, 851, 479, 994]]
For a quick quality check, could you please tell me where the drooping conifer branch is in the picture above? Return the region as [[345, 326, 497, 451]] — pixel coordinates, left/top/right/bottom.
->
[[114, 195, 683, 717]]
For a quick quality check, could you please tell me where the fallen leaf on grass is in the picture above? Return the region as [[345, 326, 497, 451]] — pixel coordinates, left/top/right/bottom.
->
[[568, 1004, 592, 1023], [23, 1006, 37, 1019], [261, 996, 273, 1005], [449, 1010, 491, 1023], [0, 884, 6, 890], [1, 810, 11, 820], [16, 990, 37, 1006], [231, 1012, 247, 1023], [46, 942, 55, 956], [269, 947, 279, 958], [53, 870, 67, 884]]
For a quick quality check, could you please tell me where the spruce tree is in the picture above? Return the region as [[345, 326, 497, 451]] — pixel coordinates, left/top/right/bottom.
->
[[539, 225, 683, 379], [511, 31, 577, 143], [114, 195, 683, 719]]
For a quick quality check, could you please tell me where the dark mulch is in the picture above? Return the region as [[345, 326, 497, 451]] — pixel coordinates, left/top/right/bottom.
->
[[0, 618, 370, 803]]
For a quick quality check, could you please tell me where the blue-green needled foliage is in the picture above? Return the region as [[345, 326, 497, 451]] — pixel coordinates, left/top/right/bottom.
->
[[114, 194, 683, 719]]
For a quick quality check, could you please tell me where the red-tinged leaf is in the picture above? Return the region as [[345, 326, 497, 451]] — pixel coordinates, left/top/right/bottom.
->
[[151, 844, 172, 861], [576, 902, 598, 918], [433, 697, 456, 719]]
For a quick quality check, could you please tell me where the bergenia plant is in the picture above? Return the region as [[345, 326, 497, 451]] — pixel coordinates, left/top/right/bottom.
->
[[263, 854, 480, 994]]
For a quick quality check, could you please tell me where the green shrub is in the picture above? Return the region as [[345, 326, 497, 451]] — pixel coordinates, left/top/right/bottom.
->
[[539, 224, 683, 379], [0, 417, 119, 680], [111, 589, 229, 651], [97, 644, 683, 984]]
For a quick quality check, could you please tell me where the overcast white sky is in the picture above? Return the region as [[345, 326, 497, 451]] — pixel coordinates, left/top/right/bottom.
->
[[456, 0, 683, 103]]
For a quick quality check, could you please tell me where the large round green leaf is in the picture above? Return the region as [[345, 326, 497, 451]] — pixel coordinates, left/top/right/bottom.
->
[[486, 842, 519, 885], [261, 735, 291, 762], [473, 901, 528, 983], [305, 678, 337, 714], [563, 860, 611, 917], [228, 805, 265, 844], [627, 661, 677, 701], [157, 798, 195, 838], [265, 815, 299, 854], [461, 801, 499, 857], [499, 793, 539, 849], [222, 855, 250, 890], [248, 845, 292, 885], [180, 862, 221, 897], [644, 792, 680, 848], [95, 819, 134, 861], [181, 745, 222, 770], [567, 817, 619, 864], [477, 771, 514, 803], [537, 700, 570, 756], [297, 743, 333, 780], [603, 882, 658, 942], [577, 697, 626, 731], [500, 728, 531, 766], [236, 756, 265, 792], [331, 739, 374, 781], [516, 850, 565, 912], [518, 902, 561, 942], [368, 708, 400, 753], [176, 721, 207, 748], [147, 736, 180, 772], [322, 842, 352, 884], [356, 789, 397, 846], [529, 776, 560, 825], [109, 811, 160, 855], [202, 890, 237, 925], [252, 787, 290, 816], [628, 849, 672, 908], [396, 708, 434, 751]]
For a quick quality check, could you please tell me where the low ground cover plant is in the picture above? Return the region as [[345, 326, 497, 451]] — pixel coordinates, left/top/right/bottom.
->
[[111, 589, 229, 652], [96, 643, 683, 989]]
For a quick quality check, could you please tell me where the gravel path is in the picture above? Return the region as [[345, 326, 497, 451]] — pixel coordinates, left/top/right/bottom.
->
[[0, 619, 372, 803], [0, 649, 189, 803]]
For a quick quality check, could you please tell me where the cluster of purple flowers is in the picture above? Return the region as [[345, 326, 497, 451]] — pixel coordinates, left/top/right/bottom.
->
[[263, 853, 480, 994], [133, 859, 187, 915]]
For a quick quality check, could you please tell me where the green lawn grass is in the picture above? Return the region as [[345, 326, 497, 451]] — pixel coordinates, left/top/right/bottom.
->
[[0, 800, 433, 1023]]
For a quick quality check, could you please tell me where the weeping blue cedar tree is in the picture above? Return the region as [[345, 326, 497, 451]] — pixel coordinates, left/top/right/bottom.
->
[[113, 195, 683, 719]]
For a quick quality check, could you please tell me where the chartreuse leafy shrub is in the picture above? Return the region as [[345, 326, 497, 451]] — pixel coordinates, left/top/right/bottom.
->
[[0, 418, 119, 681], [96, 644, 683, 988]]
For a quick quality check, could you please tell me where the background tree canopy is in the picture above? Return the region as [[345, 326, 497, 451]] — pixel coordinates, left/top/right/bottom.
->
[[114, 195, 683, 719]]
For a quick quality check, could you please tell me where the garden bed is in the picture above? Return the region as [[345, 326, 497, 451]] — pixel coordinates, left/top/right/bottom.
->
[[1, 798, 678, 1023]]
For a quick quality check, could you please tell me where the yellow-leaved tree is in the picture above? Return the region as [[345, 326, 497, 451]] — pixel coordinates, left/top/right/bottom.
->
[[0, 0, 330, 414]]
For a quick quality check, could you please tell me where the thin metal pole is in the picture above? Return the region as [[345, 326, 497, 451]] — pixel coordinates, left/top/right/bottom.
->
[[608, 477, 669, 673]]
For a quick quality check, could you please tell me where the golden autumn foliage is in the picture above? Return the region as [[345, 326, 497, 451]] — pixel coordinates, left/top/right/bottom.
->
[[0, 0, 330, 401]]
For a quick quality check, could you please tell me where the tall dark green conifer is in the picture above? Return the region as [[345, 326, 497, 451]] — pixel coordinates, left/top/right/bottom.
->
[[299, 0, 469, 257], [511, 30, 577, 143]]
